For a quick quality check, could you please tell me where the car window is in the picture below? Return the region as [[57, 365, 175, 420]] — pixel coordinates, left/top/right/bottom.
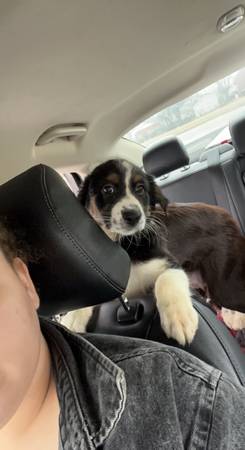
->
[[125, 67, 245, 162]]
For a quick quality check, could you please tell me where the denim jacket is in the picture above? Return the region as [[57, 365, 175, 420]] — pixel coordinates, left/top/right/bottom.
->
[[41, 318, 245, 450]]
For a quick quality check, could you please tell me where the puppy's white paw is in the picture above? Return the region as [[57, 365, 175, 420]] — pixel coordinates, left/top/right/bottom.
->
[[155, 268, 198, 346], [160, 300, 198, 346], [60, 306, 93, 333], [221, 308, 245, 331]]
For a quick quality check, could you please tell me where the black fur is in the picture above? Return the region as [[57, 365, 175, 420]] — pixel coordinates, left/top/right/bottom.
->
[[79, 160, 127, 228], [78, 159, 245, 313], [164, 203, 245, 312], [78, 159, 177, 266]]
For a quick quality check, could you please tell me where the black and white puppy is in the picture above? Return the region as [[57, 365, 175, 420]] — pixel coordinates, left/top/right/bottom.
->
[[61, 159, 198, 345]]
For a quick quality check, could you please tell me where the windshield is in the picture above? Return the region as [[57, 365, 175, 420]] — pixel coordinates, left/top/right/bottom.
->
[[125, 67, 245, 162]]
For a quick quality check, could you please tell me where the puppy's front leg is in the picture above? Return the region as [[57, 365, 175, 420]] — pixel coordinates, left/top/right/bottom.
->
[[155, 268, 198, 345], [60, 306, 93, 333]]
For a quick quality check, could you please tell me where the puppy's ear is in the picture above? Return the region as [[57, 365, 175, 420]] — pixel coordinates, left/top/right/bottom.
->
[[78, 175, 91, 207], [147, 175, 169, 211]]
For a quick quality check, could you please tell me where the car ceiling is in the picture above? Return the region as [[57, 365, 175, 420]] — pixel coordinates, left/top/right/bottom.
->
[[0, 0, 245, 182]]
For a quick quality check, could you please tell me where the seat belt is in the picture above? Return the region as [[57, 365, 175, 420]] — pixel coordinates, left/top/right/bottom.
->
[[206, 148, 232, 213]]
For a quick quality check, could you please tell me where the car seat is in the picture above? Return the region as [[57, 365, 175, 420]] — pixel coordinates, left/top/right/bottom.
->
[[0, 164, 243, 385]]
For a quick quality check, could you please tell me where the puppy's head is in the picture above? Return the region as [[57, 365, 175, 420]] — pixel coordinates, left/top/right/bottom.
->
[[79, 159, 168, 238]]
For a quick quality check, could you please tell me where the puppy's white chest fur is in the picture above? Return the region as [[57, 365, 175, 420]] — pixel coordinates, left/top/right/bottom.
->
[[125, 258, 169, 298]]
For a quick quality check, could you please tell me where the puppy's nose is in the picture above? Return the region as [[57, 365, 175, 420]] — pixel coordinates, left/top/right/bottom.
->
[[122, 208, 142, 226]]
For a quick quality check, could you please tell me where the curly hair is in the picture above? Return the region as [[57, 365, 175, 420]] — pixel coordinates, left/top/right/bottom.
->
[[0, 222, 27, 262]]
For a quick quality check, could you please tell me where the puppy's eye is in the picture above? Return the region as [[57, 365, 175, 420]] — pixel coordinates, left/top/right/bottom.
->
[[101, 184, 115, 195], [135, 183, 145, 194]]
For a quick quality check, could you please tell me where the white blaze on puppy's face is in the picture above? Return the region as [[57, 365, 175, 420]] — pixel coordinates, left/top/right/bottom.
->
[[110, 162, 146, 235]]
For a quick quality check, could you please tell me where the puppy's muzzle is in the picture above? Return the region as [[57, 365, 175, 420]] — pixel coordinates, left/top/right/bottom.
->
[[121, 207, 142, 226]]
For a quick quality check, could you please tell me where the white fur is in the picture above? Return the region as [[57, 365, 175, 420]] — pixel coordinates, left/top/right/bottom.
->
[[155, 268, 198, 345], [60, 258, 198, 346], [110, 162, 146, 235], [60, 306, 93, 333], [60, 259, 167, 333], [125, 258, 169, 298], [221, 308, 245, 331]]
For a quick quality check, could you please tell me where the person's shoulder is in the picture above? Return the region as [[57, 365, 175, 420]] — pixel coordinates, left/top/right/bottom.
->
[[85, 333, 220, 388], [43, 319, 220, 389], [86, 332, 165, 361]]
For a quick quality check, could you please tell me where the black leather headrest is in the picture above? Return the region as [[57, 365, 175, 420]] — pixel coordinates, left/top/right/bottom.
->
[[143, 137, 189, 178], [230, 114, 245, 156], [0, 165, 130, 316]]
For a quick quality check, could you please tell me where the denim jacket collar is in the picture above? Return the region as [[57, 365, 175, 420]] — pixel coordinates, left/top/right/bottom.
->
[[40, 318, 127, 449]]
